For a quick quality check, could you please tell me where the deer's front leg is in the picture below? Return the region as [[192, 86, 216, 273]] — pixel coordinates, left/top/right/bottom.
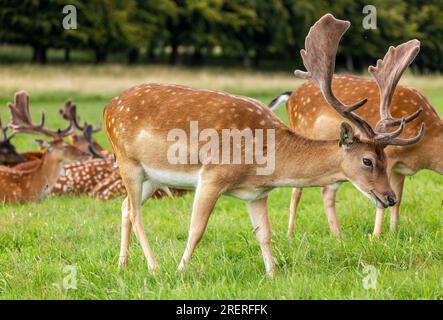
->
[[373, 172, 404, 236], [389, 173, 405, 231], [246, 196, 275, 277], [288, 188, 303, 235], [373, 207, 385, 237], [178, 178, 222, 272], [321, 185, 340, 236]]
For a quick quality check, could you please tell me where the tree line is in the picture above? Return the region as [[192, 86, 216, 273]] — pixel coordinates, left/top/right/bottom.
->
[[0, 0, 442, 72]]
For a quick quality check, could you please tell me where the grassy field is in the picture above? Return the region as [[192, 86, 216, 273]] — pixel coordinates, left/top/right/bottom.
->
[[0, 65, 442, 299]]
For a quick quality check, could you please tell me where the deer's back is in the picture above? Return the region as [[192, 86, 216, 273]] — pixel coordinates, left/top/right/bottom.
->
[[288, 75, 441, 141], [104, 83, 286, 166]]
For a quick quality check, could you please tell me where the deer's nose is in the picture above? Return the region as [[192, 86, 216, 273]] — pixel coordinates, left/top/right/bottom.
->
[[386, 194, 396, 207]]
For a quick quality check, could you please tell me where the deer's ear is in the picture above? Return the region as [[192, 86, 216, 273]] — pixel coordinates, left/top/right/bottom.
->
[[339, 122, 354, 147], [35, 139, 50, 151]]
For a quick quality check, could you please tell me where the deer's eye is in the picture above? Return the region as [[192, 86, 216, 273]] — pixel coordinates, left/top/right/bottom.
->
[[362, 158, 373, 167]]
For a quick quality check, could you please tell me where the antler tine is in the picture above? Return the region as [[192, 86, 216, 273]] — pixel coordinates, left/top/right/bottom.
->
[[388, 123, 425, 146], [90, 123, 101, 133], [60, 100, 84, 130], [60, 101, 101, 133], [83, 124, 104, 158], [369, 39, 422, 133], [8, 91, 60, 139], [294, 14, 374, 138]]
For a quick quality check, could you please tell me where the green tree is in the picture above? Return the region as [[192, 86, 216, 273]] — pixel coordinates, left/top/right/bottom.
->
[[408, 0, 443, 72], [163, 0, 256, 65], [337, 0, 418, 71], [125, 0, 178, 64], [67, 0, 136, 63], [0, 0, 66, 64]]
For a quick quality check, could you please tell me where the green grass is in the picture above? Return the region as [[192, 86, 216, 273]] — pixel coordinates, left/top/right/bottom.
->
[[0, 73, 442, 299]]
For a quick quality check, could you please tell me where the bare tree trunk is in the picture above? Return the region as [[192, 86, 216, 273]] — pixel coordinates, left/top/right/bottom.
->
[[146, 43, 155, 62], [242, 53, 250, 68], [94, 48, 108, 64], [32, 45, 47, 64], [127, 48, 139, 64], [64, 48, 71, 62], [169, 36, 180, 65]]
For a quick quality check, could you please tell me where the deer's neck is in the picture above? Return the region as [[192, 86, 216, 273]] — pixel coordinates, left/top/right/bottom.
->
[[31, 153, 64, 197], [390, 125, 443, 176], [270, 130, 345, 187]]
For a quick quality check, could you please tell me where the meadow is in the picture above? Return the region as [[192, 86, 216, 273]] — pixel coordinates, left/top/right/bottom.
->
[[0, 64, 442, 299]]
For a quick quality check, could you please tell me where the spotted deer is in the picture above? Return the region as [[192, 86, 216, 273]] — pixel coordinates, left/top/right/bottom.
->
[[50, 101, 114, 196], [269, 46, 438, 237], [102, 14, 424, 276], [50, 127, 115, 196], [0, 91, 89, 203]]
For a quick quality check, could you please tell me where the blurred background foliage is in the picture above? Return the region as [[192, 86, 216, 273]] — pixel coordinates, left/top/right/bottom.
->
[[0, 0, 442, 72]]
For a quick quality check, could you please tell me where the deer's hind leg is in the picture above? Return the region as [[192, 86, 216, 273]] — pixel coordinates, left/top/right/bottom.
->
[[118, 160, 158, 271]]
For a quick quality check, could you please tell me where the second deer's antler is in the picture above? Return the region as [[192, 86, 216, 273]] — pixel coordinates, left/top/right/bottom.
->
[[295, 14, 425, 147], [294, 14, 375, 138], [369, 40, 425, 146]]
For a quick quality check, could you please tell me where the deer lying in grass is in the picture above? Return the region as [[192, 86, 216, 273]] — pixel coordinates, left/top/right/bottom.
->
[[0, 91, 89, 203], [1, 99, 113, 197], [103, 14, 424, 275], [270, 45, 438, 237], [50, 101, 113, 196]]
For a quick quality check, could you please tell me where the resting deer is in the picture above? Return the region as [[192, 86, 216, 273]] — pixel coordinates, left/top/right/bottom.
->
[[50, 125, 116, 196], [0, 91, 89, 203], [50, 101, 114, 196], [103, 14, 424, 276], [269, 39, 438, 236]]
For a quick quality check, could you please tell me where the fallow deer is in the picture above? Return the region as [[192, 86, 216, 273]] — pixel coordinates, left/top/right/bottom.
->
[[50, 125, 116, 196], [0, 91, 89, 203], [269, 46, 438, 237], [50, 101, 114, 196], [103, 14, 424, 276]]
